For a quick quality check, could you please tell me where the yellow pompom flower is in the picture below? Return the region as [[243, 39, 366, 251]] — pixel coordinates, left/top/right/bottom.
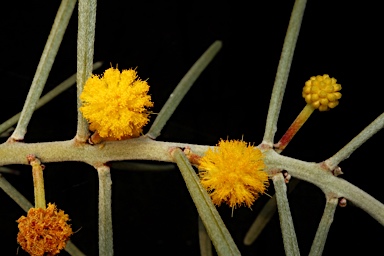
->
[[198, 139, 269, 209], [302, 74, 342, 112], [17, 203, 73, 256], [80, 67, 153, 139]]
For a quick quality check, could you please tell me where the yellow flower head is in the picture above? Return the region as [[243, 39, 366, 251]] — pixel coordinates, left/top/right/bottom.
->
[[302, 74, 342, 111], [198, 139, 269, 209], [17, 203, 73, 256], [80, 67, 154, 139]]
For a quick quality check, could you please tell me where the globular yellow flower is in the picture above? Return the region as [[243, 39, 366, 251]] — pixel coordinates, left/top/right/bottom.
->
[[302, 74, 342, 112], [275, 74, 342, 152], [198, 139, 269, 209], [80, 67, 153, 139], [17, 203, 73, 256]]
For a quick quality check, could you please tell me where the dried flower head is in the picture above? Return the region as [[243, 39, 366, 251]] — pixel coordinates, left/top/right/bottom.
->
[[198, 139, 269, 208], [17, 203, 73, 256], [302, 74, 342, 111], [80, 67, 154, 139]]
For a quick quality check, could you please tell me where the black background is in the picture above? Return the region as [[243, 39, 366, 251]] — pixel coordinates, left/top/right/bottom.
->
[[1, 1, 383, 255]]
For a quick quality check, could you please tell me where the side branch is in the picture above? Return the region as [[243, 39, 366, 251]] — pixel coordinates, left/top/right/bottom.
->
[[325, 112, 384, 170], [97, 165, 114, 256], [262, 0, 307, 145], [76, 0, 97, 142], [11, 0, 77, 141], [147, 41, 222, 139], [309, 196, 338, 256], [273, 173, 300, 256], [0, 62, 102, 136]]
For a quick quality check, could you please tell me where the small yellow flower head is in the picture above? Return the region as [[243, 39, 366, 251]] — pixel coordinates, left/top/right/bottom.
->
[[302, 74, 342, 111], [198, 139, 269, 209], [80, 67, 154, 139], [17, 203, 73, 256]]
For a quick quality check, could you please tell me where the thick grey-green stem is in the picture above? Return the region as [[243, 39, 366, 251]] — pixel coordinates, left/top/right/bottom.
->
[[76, 0, 97, 142], [97, 165, 114, 256], [172, 148, 240, 256], [1, 139, 384, 227], [0, 62, 102, 135], [266, 150, 384, 226], [273, 173, 300, 256], [11, 0, 76, 141], [198, 216, 213, 256], [147, 41, 222, 139], [262, 0, 307, 145], [309, 196, 338, 256], [325, 112, 384, 170]]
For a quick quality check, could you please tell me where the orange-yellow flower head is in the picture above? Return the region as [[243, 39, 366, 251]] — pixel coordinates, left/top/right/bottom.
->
[[198, 139, 269, 209], [80, 67, 153, 139], [17, 203, 73, 256], [302, 74, 342, 111]]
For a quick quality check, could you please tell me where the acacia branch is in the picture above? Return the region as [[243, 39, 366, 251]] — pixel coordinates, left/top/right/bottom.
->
[[1, 138, 383, 227]]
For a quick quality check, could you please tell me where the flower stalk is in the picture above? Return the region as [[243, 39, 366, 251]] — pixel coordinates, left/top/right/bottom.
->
[[17, 155, 73, 255], [275, 74, 342, 152], [274, 104, 315, 153], [28, 155, 46, 209]]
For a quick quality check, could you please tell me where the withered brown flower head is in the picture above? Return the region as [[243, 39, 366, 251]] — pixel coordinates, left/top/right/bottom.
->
[[17, 203, 73, 256]]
